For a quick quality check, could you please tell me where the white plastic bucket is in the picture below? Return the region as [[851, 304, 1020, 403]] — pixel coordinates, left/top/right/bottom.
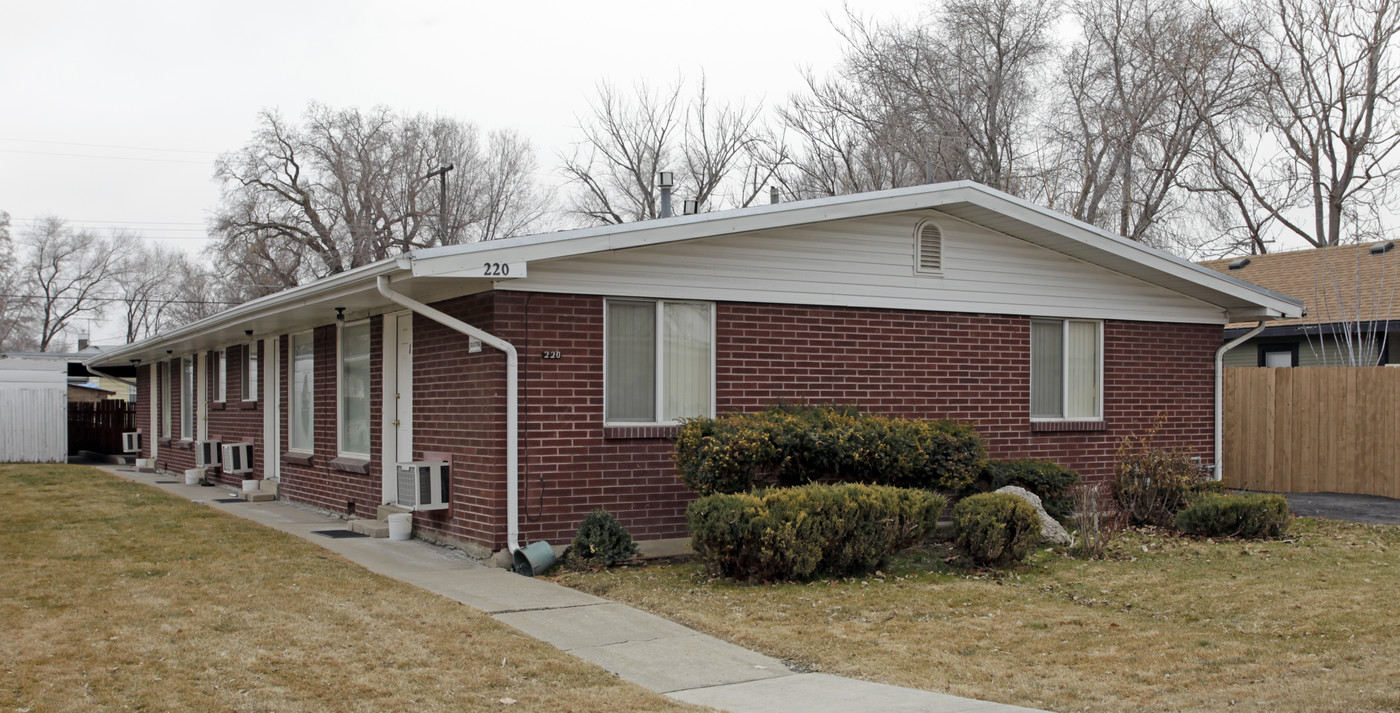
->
[[184, 468, 202, 485], [242, 479, 259, 493], [387, 513, 413, 541]]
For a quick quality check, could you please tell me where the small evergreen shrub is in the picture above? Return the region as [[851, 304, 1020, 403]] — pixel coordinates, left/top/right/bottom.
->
[[953, 492, 1041, 566], [1111, 420, 1212, 527], [687, 483, 946, 582], [562, 509, 638, 569], [674, 404, 984, 495], [976, 459, 1081, 522], [1175, 494, 1291, 539]]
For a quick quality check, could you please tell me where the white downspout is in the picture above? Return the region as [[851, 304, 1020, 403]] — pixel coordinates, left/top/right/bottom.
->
[[1214, 321, 1266, 482], [376, 276, 522, 553]]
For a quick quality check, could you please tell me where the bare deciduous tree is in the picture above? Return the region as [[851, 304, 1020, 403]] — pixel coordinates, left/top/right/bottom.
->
[[0, 211, 36, 351], [114, 243, 220, 342], [21, 217, 132, 352], [211, 103, 549, 290], [562, 76, 784, 223], [1199, 0, 1400, 251]]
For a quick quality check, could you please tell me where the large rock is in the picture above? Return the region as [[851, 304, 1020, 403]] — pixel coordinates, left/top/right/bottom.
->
[[996, 485, 1074, 547]]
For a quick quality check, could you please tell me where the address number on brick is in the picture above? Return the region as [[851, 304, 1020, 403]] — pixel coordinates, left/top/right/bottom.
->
[[541, 351, 562, 359], [477, 261, 526, 278]]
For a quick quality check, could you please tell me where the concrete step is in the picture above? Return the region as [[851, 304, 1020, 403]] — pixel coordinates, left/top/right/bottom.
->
[[350, 519, 390, 538], [245, 492, 276, 502]]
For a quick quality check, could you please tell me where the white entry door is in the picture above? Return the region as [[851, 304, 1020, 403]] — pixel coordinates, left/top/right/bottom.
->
[[382, 312, 413, 502]]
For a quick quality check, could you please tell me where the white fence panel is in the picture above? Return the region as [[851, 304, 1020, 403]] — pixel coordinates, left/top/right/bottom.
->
[[0, 388, 68, 463]]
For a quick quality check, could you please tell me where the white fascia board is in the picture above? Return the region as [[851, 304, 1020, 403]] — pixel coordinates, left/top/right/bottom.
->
[[959, 190, 1304, 319], [409, 182, 1304, 320], [409, 184, 980, 278], [88, 260, 408, 368]]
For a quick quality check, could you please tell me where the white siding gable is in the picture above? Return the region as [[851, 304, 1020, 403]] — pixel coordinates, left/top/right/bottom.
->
[[501, 211, 1227, 325]]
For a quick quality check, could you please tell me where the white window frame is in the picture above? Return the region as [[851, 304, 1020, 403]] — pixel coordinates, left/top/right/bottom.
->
[[241, 341, 259, 402], [289, 330, 315, 453], [603, 298, 716, 426], [1029, 318, 1104, 422], [160, 360, 172, 439], [213, 349, 227, 403], [337, 319, 372, 458], [180, 356, 194, 440]]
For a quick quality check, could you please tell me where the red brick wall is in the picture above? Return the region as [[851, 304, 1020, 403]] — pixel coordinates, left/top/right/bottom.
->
[[135, 363, 151, 458], [277, 321, 385, 518], [156, 357, 197, 475], [454, 294, 1220, 550], [136, 291, 1219, 554], [203, 343, 267, 487]]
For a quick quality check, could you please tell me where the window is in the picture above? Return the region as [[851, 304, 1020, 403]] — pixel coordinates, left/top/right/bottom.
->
[[290, 331, 315, 452], [241, 341, 259, 401], [180, 356, 194, 438], [1259, 343, 1297, 367], [605, 299, 713, 423], [1031, 319, 1101, 420], [213, 349, 227, 402], [160, 361, 171, 439], [338, 321, 371, 456]]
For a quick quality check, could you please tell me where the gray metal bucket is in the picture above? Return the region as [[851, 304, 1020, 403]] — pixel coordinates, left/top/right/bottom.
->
[[512, 541, 556, 576]]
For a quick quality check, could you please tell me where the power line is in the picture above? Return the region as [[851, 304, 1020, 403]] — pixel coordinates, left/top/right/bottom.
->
[[0, 293, 242, 306], [0, 148, 212, 165], [11, 217, 206, 226], [0, 137, 220, 155]]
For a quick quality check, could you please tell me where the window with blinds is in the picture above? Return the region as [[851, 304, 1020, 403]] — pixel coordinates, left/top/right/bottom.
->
[[1030, 319, 1101, 420], [605, 299, 714, 424]]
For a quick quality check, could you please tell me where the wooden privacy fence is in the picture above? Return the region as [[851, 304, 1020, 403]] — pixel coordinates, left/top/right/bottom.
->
[[68, 400, 136, 456], [1224, 367, 1400, 499]]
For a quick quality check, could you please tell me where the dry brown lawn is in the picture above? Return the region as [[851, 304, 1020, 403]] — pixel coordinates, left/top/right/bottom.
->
[[0, 464, 698, 713], [556, 518, 1400, 712]]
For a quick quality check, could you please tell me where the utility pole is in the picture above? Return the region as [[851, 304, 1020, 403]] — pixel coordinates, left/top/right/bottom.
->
[[425, 163, 454, 242]]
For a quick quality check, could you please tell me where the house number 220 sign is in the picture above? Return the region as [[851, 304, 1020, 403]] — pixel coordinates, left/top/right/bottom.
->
[[478, 261, 526, 278]]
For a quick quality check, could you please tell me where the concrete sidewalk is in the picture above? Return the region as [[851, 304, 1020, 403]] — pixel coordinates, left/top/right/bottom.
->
[[99, 464, 1048, 713]]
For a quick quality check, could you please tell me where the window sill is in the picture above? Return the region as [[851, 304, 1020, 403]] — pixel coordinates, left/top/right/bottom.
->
[[237, 401, 258, 410], [1031, 420, 1106, 433], [282, 452, 314, 466], [212, 402, 226, 410], [158, 437, 171, 446], [603, 425, 680, 440], [175, 439, 194, 450], [328, 456, 371, 474]]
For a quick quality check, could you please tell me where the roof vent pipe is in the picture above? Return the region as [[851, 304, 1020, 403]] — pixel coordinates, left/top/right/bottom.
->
[[770, 186, 779, 204], [1371, 241, 1394, 255], [658, 172, 674, 218], [681, 199, 699, 216]]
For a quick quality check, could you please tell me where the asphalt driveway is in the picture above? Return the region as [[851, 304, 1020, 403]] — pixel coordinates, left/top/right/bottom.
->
[[1284, 492, 1400, 526]]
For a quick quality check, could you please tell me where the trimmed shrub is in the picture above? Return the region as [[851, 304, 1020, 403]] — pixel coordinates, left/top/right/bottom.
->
[[674, 405, 984, 496], [1175, 494, 1291, 539], [1111, 422, 1212, 527], [562, 509, 638, 569], [953, 492, 1041, 566], [977, 459, 1080, 522], [687, 483, 946, 582]]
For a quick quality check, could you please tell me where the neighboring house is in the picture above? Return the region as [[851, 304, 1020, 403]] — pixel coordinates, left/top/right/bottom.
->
[[68, 383, 116, 403], [0, 356, 68, 463], [1201, 241, 1400, 367], [87, 182, 1301, 558]]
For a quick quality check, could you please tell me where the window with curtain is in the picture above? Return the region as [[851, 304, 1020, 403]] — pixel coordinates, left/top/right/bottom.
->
[[605, 299, 713, 423], [160, 361, 171, 439], [213, 349, 227, 402], [339, 321, 371, 456], [180, 356, 193, 438], [291, 331, 315, 451], [1030, 319, 1101, 420], [241, 341, 259, 401]]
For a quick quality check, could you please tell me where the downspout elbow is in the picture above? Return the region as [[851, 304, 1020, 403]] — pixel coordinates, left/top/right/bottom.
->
[[1214, 321, 1267, 482]]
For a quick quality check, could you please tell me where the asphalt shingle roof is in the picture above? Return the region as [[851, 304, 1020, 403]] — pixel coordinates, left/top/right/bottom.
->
[[1200, 241, 1400, 329]]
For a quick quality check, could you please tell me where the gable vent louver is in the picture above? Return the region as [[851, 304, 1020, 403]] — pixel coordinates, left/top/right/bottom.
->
[[916, 221, 943, 274]]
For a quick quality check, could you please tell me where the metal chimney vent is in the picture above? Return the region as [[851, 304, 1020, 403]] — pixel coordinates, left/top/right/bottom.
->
[[1228, 257, 1251, 270], [1370, 241, 1394, 255]]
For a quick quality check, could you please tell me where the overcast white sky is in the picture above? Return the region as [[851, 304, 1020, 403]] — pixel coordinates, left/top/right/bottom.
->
[[1, 0, 931, 343]]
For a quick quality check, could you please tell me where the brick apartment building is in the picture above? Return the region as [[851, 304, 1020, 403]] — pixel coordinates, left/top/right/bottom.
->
[[89, 182, 1302, 560]]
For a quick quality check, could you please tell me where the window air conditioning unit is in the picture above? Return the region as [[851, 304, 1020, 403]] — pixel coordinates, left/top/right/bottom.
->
[[196, 440, 222, 468], [122, 432, 141, 453], [222, 442, 254, 474], [395, 461, 449, 511]]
